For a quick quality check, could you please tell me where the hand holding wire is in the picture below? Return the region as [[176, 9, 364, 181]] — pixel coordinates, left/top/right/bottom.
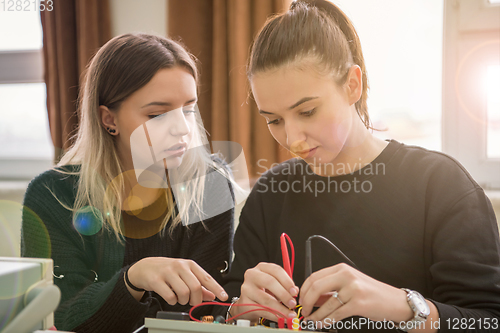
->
[[235, 262, 299, 322], [299, 263, 414, 327]]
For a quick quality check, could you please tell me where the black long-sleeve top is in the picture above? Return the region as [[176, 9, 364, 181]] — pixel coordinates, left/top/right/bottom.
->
[[224, 140, 500, 332]]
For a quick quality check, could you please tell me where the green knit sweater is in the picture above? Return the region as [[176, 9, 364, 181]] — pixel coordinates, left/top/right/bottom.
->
[[21, 165, 234, 332]]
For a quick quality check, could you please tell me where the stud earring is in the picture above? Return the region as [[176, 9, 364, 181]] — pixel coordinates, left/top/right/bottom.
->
[[106, 127, 116, 134]]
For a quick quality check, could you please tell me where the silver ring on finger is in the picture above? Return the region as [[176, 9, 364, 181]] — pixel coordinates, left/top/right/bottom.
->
[[332, 291, 344, 306]]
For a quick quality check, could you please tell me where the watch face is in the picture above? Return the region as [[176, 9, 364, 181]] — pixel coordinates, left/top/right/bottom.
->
[[410, 292, 431, 317]]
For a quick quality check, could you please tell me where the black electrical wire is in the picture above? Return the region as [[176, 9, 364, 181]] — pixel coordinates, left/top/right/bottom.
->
[[305, 235, 359, 279], [131, 296, 164, 332]]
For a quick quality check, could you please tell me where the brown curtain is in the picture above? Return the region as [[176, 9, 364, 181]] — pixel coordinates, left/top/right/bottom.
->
[[41, 0, 111, 164], [169, 0, 293, 178]]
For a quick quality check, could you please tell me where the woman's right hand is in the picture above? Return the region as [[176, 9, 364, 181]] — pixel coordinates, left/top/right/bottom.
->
[[126, 257, 228, 306], [232, 262, 299, 322]]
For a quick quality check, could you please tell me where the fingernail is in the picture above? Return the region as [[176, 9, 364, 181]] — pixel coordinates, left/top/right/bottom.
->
[[220, 291, 228, 299], [288, 312, 297, 318], [290, 287, 298, 296], [288, 299, 296, 308]]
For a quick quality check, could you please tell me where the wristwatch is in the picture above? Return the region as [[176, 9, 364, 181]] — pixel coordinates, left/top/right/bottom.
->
[[398, 288, 430, 332]]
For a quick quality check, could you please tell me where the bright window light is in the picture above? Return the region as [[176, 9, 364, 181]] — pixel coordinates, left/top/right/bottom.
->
[[0, 83, 53, 159], [331, 0, 444, 151], [486, 65, 500, 159], [0, 10, 43, 51]]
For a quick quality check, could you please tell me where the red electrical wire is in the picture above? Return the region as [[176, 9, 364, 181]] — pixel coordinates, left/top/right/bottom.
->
[[188, 235, 298, 325], [283, 233, 295, 276], [188, 301, 288, 323], [226, 308, 280, 322], [281, 234, 292, 278]]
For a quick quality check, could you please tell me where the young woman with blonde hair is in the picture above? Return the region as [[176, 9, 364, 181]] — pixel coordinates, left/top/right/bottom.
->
[[22, 33, 235, 332], [224, 1, 500, 332]]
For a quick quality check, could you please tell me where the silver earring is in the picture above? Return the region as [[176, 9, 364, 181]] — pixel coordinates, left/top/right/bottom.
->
[[53, 265, 64, 279], [220, 260, 229, 274], [91, 270, 98, 282]]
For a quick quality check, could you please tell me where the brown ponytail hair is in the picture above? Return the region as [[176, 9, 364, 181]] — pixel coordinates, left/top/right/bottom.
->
[[248, 0, 371, 129]]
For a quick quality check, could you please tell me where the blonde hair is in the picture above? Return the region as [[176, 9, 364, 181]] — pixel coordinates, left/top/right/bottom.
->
[[53, 33, 232, 242]]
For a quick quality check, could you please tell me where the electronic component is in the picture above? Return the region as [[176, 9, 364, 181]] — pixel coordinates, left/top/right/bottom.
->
[[236, 319, 250, 327], [201, 315, 214, 323], [156, 311, 190, 321]]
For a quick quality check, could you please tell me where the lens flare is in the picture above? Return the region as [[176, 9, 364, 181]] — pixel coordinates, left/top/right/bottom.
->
[[0, 200, 23, 257], [73, 206, 103, 236]]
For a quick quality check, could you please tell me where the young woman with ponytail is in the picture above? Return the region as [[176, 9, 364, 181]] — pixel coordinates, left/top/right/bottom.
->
[[223, 1, 500, 332]]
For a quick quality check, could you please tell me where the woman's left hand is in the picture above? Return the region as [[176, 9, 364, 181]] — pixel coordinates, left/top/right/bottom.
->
[[299, 263, 413, 325]]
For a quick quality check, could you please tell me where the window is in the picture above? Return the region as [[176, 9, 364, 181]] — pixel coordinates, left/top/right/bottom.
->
[[332, 0, 499, 189], [0, 9, 53, 179], [332, 0, 444, 152], [442, 0, 500, 189]]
